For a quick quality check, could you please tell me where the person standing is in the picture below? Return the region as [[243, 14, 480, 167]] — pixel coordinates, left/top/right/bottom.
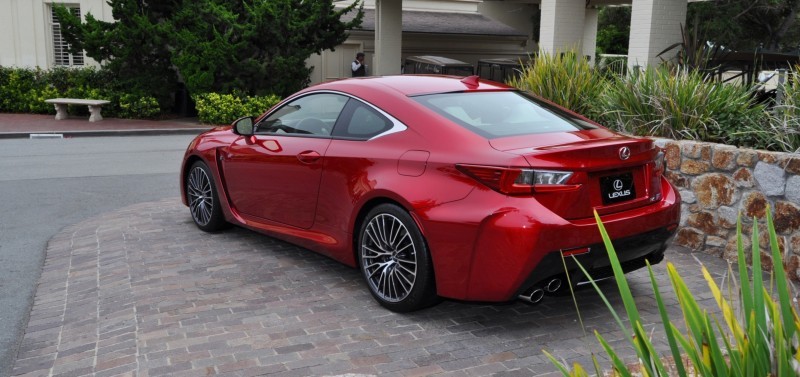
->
[[352, 52, 367, 77]]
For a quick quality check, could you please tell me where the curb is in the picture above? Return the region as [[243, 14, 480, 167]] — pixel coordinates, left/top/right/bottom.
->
[[0, 128, 209, 139]]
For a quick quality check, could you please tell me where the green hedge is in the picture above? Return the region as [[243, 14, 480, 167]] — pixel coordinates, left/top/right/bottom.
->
[[0, 66, 161, 119], [194, 92, 282, 125]]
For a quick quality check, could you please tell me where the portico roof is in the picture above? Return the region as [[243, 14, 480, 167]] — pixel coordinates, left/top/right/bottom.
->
[[341, 8, 526, 37]]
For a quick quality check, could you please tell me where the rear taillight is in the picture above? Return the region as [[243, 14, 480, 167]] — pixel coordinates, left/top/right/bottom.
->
[[456, 164, 575, 196], [653, 151, 665, 177], [649, 150, 666, 202]]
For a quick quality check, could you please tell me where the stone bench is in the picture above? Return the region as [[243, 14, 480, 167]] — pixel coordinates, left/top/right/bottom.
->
[[45, 98, 111, 122]]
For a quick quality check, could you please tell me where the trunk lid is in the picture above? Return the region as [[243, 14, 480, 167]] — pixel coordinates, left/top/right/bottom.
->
[[491, 131, 664, 220]]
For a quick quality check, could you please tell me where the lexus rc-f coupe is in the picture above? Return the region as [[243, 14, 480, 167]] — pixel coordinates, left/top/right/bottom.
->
[[181, 75, 680, 312]]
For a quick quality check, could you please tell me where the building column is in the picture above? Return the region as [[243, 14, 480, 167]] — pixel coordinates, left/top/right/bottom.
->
[[582, 7, 599, 65], [628, 0, 687, 70], [539, 0, 586, 54], [374, 0, 402, 76]]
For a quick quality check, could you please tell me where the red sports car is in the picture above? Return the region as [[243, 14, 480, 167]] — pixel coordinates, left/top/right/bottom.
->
[[181, 75, 680, 312]]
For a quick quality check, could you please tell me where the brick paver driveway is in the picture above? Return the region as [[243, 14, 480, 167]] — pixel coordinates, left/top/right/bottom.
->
[[12, 199, 728, 377]]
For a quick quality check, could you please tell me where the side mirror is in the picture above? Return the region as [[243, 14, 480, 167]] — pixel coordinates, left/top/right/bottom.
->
[[232, 116, 254, 136]]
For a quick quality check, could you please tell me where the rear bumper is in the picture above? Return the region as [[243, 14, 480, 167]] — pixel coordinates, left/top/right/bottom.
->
[[417, 176, 680, 302], [513, 226, 674, 298]]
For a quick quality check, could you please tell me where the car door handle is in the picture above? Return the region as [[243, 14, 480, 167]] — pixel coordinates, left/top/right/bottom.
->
[[297, 150, 321, 163]]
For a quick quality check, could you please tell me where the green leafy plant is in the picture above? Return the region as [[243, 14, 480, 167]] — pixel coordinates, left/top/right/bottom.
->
[[118, 94, 160, 119], [507, 49, 607, 120], [194, 92, 281, 125], [0, 67, 44, 113], [546, 206, 800, 376], [0, 66, 166, 119]]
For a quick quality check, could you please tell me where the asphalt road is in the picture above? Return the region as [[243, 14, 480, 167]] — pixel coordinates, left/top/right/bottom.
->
[[0, 135, 197, 377]]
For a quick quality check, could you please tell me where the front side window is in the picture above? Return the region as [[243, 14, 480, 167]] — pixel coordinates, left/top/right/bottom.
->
[[255, 93, 348, 136], [412, 91, 595, 138], [50, 5, 84, 67]]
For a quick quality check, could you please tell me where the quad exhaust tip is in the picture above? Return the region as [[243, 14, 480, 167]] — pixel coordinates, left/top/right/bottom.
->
[[544, 277, 562, 293], [518, 287, 545, 304], [518, 277, 564, 304]]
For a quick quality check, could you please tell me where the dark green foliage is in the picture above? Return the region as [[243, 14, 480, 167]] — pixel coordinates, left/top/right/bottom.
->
[[687, 0, 800, 52], [596, 6, 631, 55], [53, 2, 178, 111], [54, 0, 363, 101], [172, 0, 362, 97]]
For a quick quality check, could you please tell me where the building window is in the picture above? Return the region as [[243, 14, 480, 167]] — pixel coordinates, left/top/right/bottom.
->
[[50, 5, 84, 66]]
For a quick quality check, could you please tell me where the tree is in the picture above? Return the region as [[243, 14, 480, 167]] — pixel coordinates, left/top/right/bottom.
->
[[687, 0, 800, 51], [170, 0, 363, 97], [54, 1, 180, 109], [596, 6, 631, 55], [55, 0, 363, 103]]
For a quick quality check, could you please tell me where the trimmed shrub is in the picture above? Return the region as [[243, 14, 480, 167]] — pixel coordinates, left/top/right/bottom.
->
[[194, 92, 282, 125], [0, 67, 49, 113], [118, 94, 160, 119], [0, 66, 162, 119]]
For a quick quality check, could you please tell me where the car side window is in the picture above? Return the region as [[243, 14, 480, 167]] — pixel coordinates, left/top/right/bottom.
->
[[333, 100, 393, 140], [255, 93, 348, 136]]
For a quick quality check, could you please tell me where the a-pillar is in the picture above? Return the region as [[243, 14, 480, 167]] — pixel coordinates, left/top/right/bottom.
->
[[628, 0, 687, 70], [374, 0, 402, 76], [539, 0, 586, 54]]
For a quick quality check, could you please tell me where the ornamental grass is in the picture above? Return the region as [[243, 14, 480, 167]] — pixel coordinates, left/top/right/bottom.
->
[[507, 50, 606, 120], [546, 207, 800, 376], [598, 67, 768, 148]]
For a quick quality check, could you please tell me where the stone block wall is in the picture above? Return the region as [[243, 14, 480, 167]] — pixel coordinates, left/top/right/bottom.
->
[[653, 139, 800, 279]]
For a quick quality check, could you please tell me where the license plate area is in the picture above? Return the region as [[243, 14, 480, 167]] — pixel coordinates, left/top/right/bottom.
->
[[600, 172, 636, 205]]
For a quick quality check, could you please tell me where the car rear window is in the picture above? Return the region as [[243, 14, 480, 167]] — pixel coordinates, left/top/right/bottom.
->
[[411, 91, 596, 138]]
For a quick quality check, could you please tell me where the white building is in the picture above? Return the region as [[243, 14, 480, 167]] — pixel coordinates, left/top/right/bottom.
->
[[0, 0, 692, 85]]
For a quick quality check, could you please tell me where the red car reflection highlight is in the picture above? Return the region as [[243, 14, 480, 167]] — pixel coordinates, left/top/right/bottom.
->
[[181, 75, 680, 312]]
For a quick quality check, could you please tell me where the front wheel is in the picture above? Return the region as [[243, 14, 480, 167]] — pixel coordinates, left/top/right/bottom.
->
[[186, 161, 228, 232], [358, 204, 439, 312]]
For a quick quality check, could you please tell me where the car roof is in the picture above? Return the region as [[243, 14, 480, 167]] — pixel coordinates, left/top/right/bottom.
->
[[311, 75, 514, 97]]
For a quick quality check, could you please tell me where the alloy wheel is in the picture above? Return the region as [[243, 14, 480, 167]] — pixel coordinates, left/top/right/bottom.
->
[[360, 213, 418, 302], [187, 166, 213, 226]]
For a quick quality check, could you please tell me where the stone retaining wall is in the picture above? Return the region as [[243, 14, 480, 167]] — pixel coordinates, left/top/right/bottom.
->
[[653, 139, 800, 279]]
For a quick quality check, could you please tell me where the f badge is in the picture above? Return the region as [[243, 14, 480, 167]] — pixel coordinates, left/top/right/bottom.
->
[[619, 146, 631, 160]]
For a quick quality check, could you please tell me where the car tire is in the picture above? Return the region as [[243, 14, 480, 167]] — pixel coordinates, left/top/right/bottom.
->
[[358, 204, 440, 312], [186, 161, 228, 232]]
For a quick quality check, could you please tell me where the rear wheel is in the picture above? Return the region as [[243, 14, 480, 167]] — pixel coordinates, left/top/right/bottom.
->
[[186, 161, 228, 232], [358, 204, 439, 312]]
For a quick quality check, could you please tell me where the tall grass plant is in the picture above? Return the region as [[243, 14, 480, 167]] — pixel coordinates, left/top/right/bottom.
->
[[766, 66, 800, 153], [546, 207, 800, 376], [507, 50, 607, 120], [509, 51, 797, 152], [599, 67, 769, 147]]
